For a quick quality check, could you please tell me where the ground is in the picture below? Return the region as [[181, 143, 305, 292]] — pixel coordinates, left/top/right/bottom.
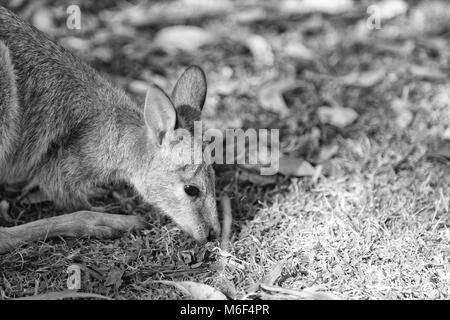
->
[[1, 0, 450, 300]]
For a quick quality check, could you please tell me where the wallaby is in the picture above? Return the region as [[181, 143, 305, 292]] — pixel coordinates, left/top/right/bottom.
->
[[0, 6, 220, 253]]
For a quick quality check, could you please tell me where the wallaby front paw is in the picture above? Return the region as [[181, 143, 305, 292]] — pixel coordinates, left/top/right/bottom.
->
[[72, 211, 145, 239]]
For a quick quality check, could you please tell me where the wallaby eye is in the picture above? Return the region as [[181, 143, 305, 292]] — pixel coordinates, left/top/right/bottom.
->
[[184, 185, 200, 197]]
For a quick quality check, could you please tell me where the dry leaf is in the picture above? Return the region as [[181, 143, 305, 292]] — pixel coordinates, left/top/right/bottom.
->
[[317, 106, 358, 128], [128, 80, 149, 95], [91, 47, 113, 62], [155, 281, 228, 300], [391, 98, 413, 129], [374, 0, 408, 20], [281, 0, 354, 15], [283, 42, 315, 61], [342, 69, 385, 88], [373, 40, 415, 56], [211, 80, 239, 96], [261, 262, 284, 286], [427, 144, 450, 163], [32, 9, 55, 33], [442, 128, 450, 140], [233, 8, 267, 24], [105, 269, 124, 289], [409, 2, 450, 36], [0, 200, 14, 223], [237, 169, 277, 186], [258, 79, 298, 117], [316, 144, 339, 163], [154, 26, 215, 52], [245, 34, 274, 66], [278, 158, 316, 177], [60, 37, 91, 52], [428, 151, 450, 162], [409, 65, 446, 81], [108, 0, 232, 27], [213, 277, 237, 300]]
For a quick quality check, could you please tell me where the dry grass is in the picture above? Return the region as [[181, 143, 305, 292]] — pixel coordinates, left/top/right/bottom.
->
[[2, 0, 450, 300]]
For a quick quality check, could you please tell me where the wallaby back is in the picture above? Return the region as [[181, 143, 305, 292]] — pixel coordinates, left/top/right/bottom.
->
[[0, 6, 146, 206], [0, 40, 19, 165]]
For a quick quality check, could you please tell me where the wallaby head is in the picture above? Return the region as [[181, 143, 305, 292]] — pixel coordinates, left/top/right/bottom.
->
[[131, 66, 220, 243]]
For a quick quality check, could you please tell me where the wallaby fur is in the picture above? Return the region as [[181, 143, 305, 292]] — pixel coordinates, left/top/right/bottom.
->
[[0, 6, 220, 253]]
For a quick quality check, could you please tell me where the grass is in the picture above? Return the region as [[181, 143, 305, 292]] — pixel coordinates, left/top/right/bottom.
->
[[1, 0, 450, 300]]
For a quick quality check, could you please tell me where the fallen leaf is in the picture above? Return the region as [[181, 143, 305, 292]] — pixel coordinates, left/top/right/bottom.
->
[[442, 128, 450, 140], [258, 79, 298, 117], [261, 262, 284, 286], [409, 2, 450, 36], [128, 80, 149, 95], [427, 144, 450, 163], [0, 200, 13, 223], [278, 158, 316, 177], [233, 8, 267, 24], [213, 277, 237, 300], [105, 269, 124, 289], [108, 0, 233, 27], [352, 20, 370, 41], [32, 9, 55, 33], [281, 0, 354, 15], [316, 144, 339, 163], [237, 169, 278, 186], [373, 40, 415, 56], [408, 65, 446, 81], [190, 261, 204, 268], [317, 106, 358, 128], [212, 80, 239, 96], [245, 34, 274, 66], [154, 26, 215, 52], [391, 98, 413, 129], [373, 0, 408, 20], [60, 37, 91, 52], [155, 281, 228, 300], [342, 69, 385, 88], [283, 42, 315, 61], [91, 47, 113, 62]]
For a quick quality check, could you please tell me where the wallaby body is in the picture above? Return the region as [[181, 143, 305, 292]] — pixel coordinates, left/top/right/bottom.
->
[[0, 6, 220, 253]]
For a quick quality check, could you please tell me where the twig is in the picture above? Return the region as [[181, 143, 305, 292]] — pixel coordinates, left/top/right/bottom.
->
[[220, 196, 232, 250], [14, 290, 112, 300]]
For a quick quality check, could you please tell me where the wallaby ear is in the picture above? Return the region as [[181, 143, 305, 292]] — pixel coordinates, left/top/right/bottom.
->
[[144, 85, 176, 145], [171, 65, 207, 111]]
